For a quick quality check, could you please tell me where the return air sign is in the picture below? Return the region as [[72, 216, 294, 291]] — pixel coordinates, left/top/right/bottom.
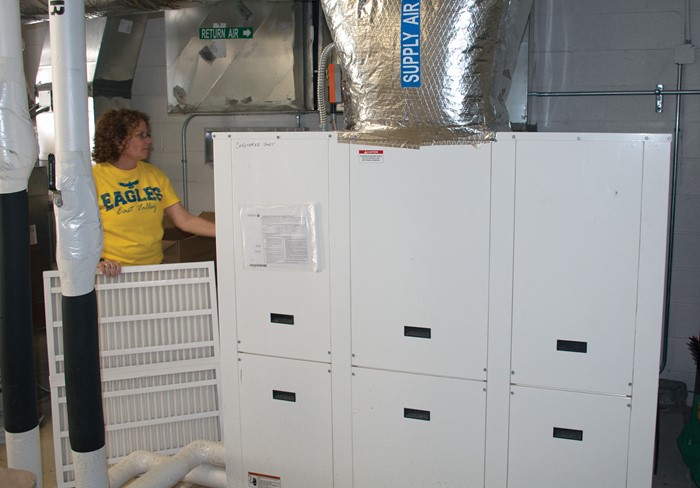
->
[[401, 0, 421, 88]]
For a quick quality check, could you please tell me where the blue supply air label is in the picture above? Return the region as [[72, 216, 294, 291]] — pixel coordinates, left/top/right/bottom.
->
[[401, 0, 421, 88]]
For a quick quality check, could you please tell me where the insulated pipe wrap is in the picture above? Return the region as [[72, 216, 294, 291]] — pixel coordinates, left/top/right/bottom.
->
[[54, 152, 103, 297], [62, 290, 105, 453], [49, 1, 103, 297], [0, 191, 39, 434], [0, 0, 38, 194]]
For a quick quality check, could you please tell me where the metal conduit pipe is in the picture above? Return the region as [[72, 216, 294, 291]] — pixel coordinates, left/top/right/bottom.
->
[[0, 0, 42, 484], [109, 448, 226, 488], [119, 440, 226, 488], [180, 112, 305, 210], [318, 43, 336, 131], [48, 1, 107, 485]]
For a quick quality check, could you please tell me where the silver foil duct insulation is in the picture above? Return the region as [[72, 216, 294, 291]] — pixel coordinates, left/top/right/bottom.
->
[[321, 0, 518, 148]]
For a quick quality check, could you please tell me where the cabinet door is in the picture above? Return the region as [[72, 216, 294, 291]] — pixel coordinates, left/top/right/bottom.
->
[[230, 135, 332, 362], [350, 144, 491, 380], [238, 354, 333, 488], [352, 368, 486, 488], [511, 140, 644, 394], [508, 385, 630, 488]]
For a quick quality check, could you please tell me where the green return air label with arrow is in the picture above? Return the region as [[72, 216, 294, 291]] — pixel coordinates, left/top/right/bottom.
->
[[199, 27, 254, 39]]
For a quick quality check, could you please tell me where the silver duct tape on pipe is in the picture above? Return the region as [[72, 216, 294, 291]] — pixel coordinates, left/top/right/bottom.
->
[[49, 1, 102, 297], [0, 0, 38, 193], [321, 0, 522, 148], [20, 0, 223, 23]]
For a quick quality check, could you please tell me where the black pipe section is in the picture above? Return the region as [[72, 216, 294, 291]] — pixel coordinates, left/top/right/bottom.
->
[[62, 290, 105, 452], [0, 191, 39, 433]]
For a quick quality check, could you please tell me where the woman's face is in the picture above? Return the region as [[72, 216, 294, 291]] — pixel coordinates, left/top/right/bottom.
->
[[121, 120, 152, 162]]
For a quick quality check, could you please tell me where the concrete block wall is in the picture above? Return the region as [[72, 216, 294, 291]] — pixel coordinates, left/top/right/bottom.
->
[[529, 0, 700, 397], [132, 2, 700, 396]]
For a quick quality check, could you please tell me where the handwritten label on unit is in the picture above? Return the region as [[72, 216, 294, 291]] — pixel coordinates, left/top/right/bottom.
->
[[248, 472, 281, 488], [401, 0, 421, 87], [359, 149, 384, 163]]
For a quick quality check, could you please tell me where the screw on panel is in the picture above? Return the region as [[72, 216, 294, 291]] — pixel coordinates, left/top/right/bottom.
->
[[511, 371, 515, 375]]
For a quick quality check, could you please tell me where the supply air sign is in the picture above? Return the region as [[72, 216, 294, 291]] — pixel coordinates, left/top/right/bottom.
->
[[401, 0, 421, 88]]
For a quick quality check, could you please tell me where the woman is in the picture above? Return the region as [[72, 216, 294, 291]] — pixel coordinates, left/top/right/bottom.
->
[[92, 109, 215, 277]]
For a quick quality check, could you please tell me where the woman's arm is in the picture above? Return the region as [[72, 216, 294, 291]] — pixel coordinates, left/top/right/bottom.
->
[[164, 202, 216, 237]]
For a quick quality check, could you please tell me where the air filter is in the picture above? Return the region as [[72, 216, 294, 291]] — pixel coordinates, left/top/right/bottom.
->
[[44, 262, 222, 487]]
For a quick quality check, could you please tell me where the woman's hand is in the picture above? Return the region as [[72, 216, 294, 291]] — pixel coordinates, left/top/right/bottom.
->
[[98, 259, 122, 277]]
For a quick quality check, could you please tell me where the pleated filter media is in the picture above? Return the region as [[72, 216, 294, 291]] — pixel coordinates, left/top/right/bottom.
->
[[43, 262, 222, 487]]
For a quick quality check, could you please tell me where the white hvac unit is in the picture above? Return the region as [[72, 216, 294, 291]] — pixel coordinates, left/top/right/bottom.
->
[[213, 132, 672, 488], [44, 262, 222, 488]]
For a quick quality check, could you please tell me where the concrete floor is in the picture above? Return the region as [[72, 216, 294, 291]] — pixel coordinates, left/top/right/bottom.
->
[[0, 395, 693, 487]]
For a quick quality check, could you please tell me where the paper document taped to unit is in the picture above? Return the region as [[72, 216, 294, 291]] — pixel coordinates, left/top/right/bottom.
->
[[241, 204, 319, 271]]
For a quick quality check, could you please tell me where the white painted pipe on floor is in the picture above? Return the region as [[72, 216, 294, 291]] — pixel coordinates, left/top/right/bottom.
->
[[110, 440, 226, 488], [5, 427, 42, 488], [74, 447, 109, 487]]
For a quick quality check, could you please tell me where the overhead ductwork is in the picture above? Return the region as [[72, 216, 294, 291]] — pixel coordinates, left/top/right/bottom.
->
[[19, 0, 223, 23], [320, 0, 532, 147]]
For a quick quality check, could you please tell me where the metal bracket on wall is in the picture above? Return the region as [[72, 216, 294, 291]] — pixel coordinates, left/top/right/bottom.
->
[[656, 84, 664, 113]]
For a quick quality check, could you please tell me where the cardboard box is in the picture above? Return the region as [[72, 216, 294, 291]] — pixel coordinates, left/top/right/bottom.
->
[[162, 211, 216, 264]]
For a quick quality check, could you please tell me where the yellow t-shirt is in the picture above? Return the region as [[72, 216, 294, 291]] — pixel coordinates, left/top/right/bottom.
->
[[93, 161, 180, 265]]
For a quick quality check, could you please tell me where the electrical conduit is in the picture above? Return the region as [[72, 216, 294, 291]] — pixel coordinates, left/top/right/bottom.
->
[[0, 0, 42, 485], [48, 1, 107, 486]]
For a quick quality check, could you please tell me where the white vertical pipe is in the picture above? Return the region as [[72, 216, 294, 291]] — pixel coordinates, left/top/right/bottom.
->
[[48, 1, 107, 486], [0, 0, 37, 194], [73, 447, 109, 486], [5, 427, 42, 488], [0, 0, 42, 485], [48, 0, 102, 297]]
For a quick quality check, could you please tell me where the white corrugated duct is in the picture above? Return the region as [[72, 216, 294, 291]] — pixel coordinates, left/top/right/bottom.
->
[[109, 440, 226, 488]]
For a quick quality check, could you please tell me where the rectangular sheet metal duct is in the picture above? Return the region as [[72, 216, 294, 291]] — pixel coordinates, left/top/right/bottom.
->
[[165, 0, 313, 114]]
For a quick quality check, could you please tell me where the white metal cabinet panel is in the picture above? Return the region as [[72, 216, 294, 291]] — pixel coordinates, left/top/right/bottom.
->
[[352, 368, 486, 488], [238, 353, 333, 488], [508, 385, 631, 488], [350, 144, 491, 380], [228, 133, 334, 362], [511, 138, 644, 395]]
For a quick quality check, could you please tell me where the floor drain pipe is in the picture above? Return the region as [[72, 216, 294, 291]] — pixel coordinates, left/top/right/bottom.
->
[[0, 0, 42, 485], [48, 1, 107, 486]]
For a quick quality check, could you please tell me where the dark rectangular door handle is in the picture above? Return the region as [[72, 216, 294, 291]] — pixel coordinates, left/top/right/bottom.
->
[[404, 326, 431, 339], [271, 313, 294, 325], [272, 390, 297, 402], [556, 339, 587, 353], [404, 408, 431, 421], [553, 427, 583, 441]]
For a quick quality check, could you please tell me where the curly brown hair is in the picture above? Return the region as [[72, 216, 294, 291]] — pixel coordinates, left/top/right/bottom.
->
[[92, 109, 151, 163]]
